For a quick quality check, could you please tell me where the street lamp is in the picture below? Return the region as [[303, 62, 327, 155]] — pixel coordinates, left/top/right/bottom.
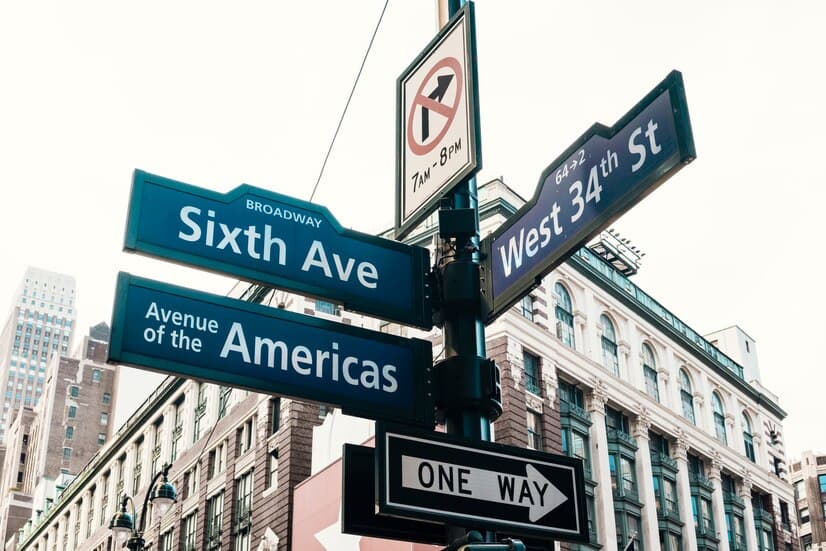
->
[[109, 463, 177, 551]]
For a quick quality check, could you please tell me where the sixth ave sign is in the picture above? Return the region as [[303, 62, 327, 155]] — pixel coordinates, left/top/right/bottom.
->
[[376, 424, 588, 541]]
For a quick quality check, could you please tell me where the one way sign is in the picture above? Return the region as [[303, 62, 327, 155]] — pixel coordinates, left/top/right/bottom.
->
[[376, 424, 589, 541]]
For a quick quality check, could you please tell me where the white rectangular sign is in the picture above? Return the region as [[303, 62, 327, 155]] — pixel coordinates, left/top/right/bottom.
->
[[396, 3, 480, 238]]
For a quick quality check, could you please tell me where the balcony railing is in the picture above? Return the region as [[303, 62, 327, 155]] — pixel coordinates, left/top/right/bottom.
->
[[650, 452, 678, 471], [606, 428, 637, 448], [723, 492, 745, 508], [689, 472, 714, 489], [560, 400, 591, 421]]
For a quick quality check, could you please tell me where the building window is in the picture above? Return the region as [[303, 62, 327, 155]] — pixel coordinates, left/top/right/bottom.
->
[[641, 343, 659, 402], [819, 474, 826, 493], [218, 386, 232, 419], [794, 480, 806, 501], [800, 507, 810, 524], [679, 369, 695, 425], [209, 442, 226, 479], [92, 369, 101, 383], [65, 426, 74, 440], [742, 412, 755, 462], [315, 300, 340, 316], [100, 475, 109, 527], [520, 294, 534, 321], [159, 531, 173, 551], [522, 350, 541, 395], [269, 398, 280, 436], [172, 401, 183, 461], [133, 441, 143, 494], [70, 386, 79, 397], [207, 492, 224, 550], [238, 418, 255, 455], [102, 392, 111, 405], [183, 510, 197, 551], [234, 471, 253, 551], [526, 410, 543, 451], [68, 405, 77, 419], [63, 447, 72, 461], [554, 283, 575, 348], [712, 392, 727, 444], [193, 383, 206, 443], [268, 450, 279, 489], [100, 412, 109, 425], [600, 314, 619, 375]]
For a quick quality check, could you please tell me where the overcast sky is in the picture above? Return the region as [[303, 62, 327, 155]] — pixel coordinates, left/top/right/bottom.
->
[[1, 1, 824, 459]]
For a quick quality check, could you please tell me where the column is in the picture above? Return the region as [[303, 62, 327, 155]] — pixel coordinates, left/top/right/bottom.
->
[[633, 411, 660, 551], [740, 475, 758, 551], [588, 381, 617, 551], [672, 432, 698, 551], [708, 453, 731, 551]]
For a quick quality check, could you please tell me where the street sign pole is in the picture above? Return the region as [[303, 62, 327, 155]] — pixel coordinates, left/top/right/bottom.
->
[[434, 0, 499, 546]]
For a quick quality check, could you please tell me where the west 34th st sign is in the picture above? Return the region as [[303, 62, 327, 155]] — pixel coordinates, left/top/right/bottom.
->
[[481, 70, 695, 323], [125, 170, 432, 328]]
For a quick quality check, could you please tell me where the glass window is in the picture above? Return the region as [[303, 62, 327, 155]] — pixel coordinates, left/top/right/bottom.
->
[[92, 369, 101, 383], [70, 386, 79, 397], [819, 474, 826, 493], [523, 350, 541, 395], [68, 405, 77, 419], [800, 507, 810, 524], [679, 369, 695, 424], [526, 410, 542, 451], [742, 412, 755, 462], [207, 492, 224, 550], [63, 447, 71, 461], [554, 283, 575, 348], [712, 392, 727, 444], [269, 398, 280, 436], [794, 480, 806, 500], [100, 412, 109, 425], [183, 511, 197, 551], [268, 450, 279, 489], [315, 300, 339, 315], [642, 344, 659, 402], [234, 471, 254, 551], [600, 314, 619, 375], [102, 392, 111, 405], [520, 294, 534, 321], [65, 426, 74, 440], [159, 531, 173, 551]]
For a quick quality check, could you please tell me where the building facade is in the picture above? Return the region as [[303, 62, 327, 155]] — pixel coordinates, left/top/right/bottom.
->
[[0, 324, 116, 548], [790, 451, 826, 550], [0, 267, 77, 443], [13, 179, 798, 551]]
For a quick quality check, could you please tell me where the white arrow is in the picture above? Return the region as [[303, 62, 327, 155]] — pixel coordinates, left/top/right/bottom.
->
[[401, 455, 568, 522], [314, 506, 361, 551]]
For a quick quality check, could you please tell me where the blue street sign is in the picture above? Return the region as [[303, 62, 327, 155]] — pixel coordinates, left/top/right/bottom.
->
[[125, 170, 432, 328], [108, 273, 435, 426], [481, 70, 695, 323]]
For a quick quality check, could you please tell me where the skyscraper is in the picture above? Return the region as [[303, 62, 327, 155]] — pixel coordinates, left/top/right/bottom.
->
[[0, 267, 76, 443]]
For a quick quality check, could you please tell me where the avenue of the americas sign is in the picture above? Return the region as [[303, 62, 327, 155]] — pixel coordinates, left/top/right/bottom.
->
[[376, 424, 588, 541], [481, 70, 695, 323], [125, 170, 432, 329], [108, 273, 435, 426]]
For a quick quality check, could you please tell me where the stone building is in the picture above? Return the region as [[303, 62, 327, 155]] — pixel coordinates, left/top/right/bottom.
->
[[790, 451, 826, 550]]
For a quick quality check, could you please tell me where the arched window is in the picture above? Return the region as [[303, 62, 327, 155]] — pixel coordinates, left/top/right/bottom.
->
[[600, 314, 619, 376], [679, 369, 696, 424], [742, 412, 755, 462], [641, 343, 659, 402], [554, 283, 575, 348], [712, 392, 727, 444]]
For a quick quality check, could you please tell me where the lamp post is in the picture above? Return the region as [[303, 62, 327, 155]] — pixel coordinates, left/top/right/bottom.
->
[[109, 463, 177, 551]]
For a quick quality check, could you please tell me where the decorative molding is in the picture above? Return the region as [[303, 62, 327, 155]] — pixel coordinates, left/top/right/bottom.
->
[[725, 413, 736, 428], [573, 311, 587, 326], [633, 408, 652, 439], [587, 379, 609, 413], [739, 471, 754, 498], [618, 340, 631, 356], [672, 430, 689, 461], [707, 452, 723, 481], [526, 393, 543, 414]]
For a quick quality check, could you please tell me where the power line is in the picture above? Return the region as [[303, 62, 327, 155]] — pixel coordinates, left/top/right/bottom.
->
[[309, 0, 390, 202]]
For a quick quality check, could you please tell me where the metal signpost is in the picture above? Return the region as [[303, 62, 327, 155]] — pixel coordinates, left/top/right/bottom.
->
[[125, 169, 432, 329], [396, 2, 481, 238], [109, 273, 434, 426], [481, 71, 695, 323], [376, 424, 588, 542]]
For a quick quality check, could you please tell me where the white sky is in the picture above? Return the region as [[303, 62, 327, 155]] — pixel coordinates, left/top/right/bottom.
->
[[1, 1, 824, 459]]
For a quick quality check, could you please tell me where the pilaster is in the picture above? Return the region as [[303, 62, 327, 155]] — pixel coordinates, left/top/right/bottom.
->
[[633, 411, 660, 551], [672, 432, 697, 551], [708, 453, 730, 551], [740, 475, 758, 551], [588, 380, 617, 551]]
